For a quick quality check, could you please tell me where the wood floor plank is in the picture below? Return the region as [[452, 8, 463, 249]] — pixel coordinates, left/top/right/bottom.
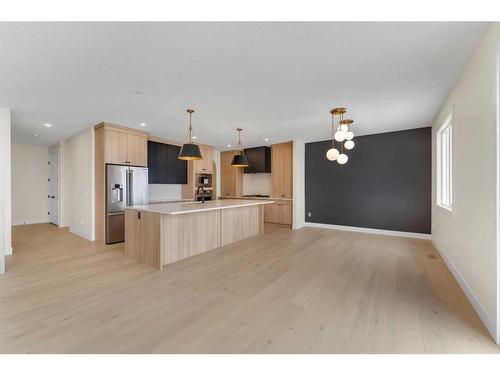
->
[[0, 223, 498, 353]]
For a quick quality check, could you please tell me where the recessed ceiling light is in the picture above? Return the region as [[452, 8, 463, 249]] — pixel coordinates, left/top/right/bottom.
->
[[43, 123, 52, 127], [32, 134, 39, 137], [140, 122, 147, 127], [264, 138, 269, 142], [227, 144, 231, 147]]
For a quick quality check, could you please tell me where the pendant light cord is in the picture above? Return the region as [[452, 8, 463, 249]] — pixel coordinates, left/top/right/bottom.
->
[[187, 111, 193, 143], [237, 128, 244, 155]]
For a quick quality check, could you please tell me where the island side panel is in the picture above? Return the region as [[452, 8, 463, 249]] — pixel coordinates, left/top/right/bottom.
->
[[161, 210, 221, 266], [259, 205, 265, 235], [220, 205, 262, 247], [125, 210, 162, 270]]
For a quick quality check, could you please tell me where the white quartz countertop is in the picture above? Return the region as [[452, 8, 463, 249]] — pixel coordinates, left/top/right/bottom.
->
[[219, 195, 292, 202], [127, 199, 274, 215], [148, 198, 194, 204]]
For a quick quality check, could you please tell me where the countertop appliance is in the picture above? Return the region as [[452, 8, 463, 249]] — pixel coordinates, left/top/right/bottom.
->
[[106, 164, 148, 244]]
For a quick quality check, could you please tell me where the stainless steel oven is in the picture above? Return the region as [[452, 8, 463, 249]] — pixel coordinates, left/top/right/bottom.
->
[[195, 173, 212, 187]]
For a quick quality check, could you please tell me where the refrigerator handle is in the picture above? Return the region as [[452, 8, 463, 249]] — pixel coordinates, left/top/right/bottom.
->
[[125, 169, 131, 206], [129, 169, 134, 206]]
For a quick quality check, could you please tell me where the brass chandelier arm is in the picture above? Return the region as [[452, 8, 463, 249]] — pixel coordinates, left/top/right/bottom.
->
[[331, 113, 335, 147]]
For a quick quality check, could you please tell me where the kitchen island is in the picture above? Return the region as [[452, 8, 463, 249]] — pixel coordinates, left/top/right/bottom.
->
[[124, 199, 273, 269]]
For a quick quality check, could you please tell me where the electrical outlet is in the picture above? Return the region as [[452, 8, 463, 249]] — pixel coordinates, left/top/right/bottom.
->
[[80, 219, 84, 226], [472, 263, 476, 274], [307, 212, 312, 217]]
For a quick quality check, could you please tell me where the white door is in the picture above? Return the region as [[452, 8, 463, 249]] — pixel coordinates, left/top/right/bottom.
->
[[48, 151, 59, 225], [0, 200, 5, 274]]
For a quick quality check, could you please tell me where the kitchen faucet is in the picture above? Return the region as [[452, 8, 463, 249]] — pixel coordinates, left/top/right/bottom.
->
[[196, 186, 206, 203]]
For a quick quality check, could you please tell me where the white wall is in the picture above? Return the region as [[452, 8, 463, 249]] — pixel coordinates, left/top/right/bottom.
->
[[431, 23, 499, 342], [148, 184, 182, 201], [59, 127, 95, 240], [243, 174, 272, 196], [293, 139, 305, 229], [0, 108, 11, 271], [11, 144, 49, 225]]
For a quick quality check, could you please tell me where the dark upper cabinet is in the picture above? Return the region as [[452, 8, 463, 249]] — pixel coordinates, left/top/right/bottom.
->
[[147, 141, 187, 184], [244, 146, 271, 174]]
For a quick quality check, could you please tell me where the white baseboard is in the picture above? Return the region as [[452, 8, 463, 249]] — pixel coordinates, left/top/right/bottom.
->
[[432, 239, 496, 342], [292, 221, 305, 230], [5, 246, 12, 256], [12, 220, 49, 226], [69, 227, 92, 241], [304, 222, 431, 240]]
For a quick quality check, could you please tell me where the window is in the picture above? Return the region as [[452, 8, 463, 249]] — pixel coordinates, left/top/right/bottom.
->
[[437, 114, 453, 211]]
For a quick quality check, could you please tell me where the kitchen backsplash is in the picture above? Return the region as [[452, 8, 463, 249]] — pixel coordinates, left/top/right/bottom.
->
[[243, 173, 272, 196], [148, 184, 182, 201]]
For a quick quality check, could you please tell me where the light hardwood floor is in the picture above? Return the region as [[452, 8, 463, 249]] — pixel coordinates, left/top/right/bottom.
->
[[1, 223, 498, 353]]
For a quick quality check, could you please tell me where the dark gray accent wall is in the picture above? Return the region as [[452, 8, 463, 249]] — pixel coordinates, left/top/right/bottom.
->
[[305, 127, 431, 234]]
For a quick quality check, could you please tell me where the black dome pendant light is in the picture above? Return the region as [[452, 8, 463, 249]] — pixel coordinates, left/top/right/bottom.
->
[[178, 108, 202, 160], [231, 128, 249, 167]]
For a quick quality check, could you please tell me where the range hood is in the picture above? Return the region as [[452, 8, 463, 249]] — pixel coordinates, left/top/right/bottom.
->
[[243, 146, 271, 174]]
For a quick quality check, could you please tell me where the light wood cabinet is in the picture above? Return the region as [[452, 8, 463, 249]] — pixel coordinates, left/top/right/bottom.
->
[[125, 210, 161, 268], [95, 122, 148, 243], [104, 127, 128, 165], [127, 133, 148, 166], [271, 142, 293, 199], [220, 150, 243, 197], [100, 124, 148, 166], [264, 200, 292, 226], [194, 144, 213, 173]]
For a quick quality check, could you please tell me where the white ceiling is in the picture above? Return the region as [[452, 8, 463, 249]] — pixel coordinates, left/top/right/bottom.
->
[[0, 22, 487, 149]]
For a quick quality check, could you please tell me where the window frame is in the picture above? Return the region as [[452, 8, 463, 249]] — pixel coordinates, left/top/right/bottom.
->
[[436, 114, 453, 212]]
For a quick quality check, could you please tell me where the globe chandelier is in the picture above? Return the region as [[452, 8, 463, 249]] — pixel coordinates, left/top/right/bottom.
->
[[326, 107, 355, 165]]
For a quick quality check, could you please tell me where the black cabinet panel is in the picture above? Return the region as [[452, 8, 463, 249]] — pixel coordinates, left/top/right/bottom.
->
[[244, 146, 271, 174], [148, 141, 187, 184], [305, 127, 431, 234]]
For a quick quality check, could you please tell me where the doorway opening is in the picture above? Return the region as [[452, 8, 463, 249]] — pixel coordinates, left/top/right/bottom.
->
[[48, 150, 59, 226]]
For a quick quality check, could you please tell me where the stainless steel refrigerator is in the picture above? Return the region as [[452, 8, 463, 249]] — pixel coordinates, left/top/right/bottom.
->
[[106, 164, 148, 244]]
